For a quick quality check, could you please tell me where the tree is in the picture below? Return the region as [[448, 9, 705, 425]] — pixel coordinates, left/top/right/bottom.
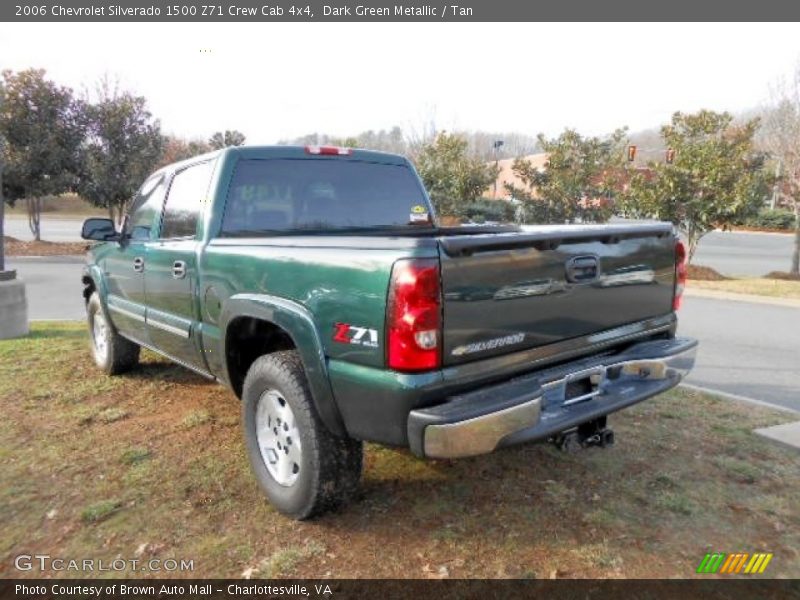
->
[[759, 66, 800, 275], [278, 126, 541, 161], [208, 130, 246, 149], [327, 136, 359, 148], [460, 198, 516, 223], [0, 69, 85, 241], [414, 132, 498, 219], [78, 80, 163, 226], [0, 80, 6, 272], [157, 135, 211, 168], [620, 110, 769, 262], [279, 126, 408, 155], [506, 128, 628, 224], [464, 131, 541, 162]]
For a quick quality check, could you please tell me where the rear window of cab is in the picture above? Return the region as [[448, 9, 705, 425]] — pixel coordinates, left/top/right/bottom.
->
[[220, 158, 433, 235]]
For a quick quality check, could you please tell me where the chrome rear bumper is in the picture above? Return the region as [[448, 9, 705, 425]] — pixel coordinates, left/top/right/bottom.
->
[[409, 337, 697, 459]]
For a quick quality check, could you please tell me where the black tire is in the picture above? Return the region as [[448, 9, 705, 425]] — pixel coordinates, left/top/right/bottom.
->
[[242, 350, 363, 520], [86, 291, 140, 375]]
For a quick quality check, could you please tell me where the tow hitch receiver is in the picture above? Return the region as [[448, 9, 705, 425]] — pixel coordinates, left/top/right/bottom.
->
[[551, 417, 614, 452]]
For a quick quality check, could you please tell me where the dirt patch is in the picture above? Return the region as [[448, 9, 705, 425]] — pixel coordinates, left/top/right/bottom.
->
[[1, 323, 798, 579], [687, 264, 729, 281], [765, 271, 800, 281], [2, 235, 89, 257]]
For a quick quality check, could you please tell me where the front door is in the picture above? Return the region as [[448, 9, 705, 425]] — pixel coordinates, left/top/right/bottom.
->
[[104, 173, 168, 343], [145, 160, 215, 369]]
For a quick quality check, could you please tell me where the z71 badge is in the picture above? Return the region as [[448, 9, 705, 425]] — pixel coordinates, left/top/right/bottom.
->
[[333, 323, 379, 348]]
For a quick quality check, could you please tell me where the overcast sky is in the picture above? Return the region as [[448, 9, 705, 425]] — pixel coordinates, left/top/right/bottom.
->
[[1, 22, 799, 143]]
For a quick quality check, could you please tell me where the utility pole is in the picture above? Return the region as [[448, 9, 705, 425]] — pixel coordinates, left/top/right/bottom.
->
[[492, 140, 504, 198]]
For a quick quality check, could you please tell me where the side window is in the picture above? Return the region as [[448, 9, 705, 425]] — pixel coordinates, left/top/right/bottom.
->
[[161, 161, 213, 239], [127, 174, 167, 241]]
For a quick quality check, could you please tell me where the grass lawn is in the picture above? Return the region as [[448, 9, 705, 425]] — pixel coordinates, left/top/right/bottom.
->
[[1, 323, 798, 579], [688, 278, 800, 301]]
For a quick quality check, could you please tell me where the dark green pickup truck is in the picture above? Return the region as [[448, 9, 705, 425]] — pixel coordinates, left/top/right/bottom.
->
[[80, 145, 697, 519]]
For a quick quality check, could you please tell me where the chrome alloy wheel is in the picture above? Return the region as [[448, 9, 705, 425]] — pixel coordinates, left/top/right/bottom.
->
[[255, 389, 302, 486], [92, 309, 109, 363]]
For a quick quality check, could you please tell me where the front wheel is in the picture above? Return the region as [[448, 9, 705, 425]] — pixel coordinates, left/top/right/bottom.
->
[[242, 351, 363, 520], [86, 292, 140, 375]]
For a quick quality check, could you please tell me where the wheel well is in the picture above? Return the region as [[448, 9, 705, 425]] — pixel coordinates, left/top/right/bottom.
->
[[81, 275, 96, 303], [225, 317, 296, 397]]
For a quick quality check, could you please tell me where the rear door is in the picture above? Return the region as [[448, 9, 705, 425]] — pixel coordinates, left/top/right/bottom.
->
[[145, 160, 215, 368], [103, 173, 168, 343], [438, 224, 676, 366]]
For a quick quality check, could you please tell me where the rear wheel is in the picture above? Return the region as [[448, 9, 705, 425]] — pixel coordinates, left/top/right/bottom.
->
[[86, 292, 140, 375], [242, 350, 362, 519]]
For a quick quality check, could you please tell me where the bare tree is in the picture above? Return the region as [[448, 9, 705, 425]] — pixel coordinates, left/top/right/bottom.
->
[[761, 64, 800, 275], [404, 106, 440, 161]]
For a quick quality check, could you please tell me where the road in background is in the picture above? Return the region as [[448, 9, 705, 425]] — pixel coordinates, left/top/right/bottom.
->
[[692, 230, 795, 277], [10, 256, 799, 411], [4, 215, 87, 243], [8, 217, 796, 277], [9, 257, 85, 320], [678, 295, 799, 412]]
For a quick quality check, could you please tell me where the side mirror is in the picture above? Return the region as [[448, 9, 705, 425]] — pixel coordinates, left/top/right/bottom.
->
[[81, 218, 118, 241]]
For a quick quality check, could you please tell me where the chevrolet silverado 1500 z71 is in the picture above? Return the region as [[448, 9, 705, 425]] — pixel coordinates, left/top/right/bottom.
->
[[80, 145, 697, 519]]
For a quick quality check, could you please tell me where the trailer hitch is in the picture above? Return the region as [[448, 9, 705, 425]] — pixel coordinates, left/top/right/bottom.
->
[[551, 416, 614, 452]]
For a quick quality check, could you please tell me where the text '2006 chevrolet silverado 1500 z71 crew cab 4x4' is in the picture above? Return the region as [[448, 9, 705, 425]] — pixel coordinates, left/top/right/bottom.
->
[[80, 145, 697, 519]]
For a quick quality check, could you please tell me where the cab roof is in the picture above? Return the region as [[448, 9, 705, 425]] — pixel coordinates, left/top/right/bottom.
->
[[227, 145, 409, 166]]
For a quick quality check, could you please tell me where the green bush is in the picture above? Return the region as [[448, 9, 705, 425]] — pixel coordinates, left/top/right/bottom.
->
[[746, 208, 796, 230], [459, 198, 516, 224]]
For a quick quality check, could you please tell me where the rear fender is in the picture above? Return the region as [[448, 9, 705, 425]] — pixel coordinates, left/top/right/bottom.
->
[[219, 294, 346, 437]]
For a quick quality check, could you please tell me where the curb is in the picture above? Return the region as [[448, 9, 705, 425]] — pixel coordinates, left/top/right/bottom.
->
[[717, 228, 794, 237], [29, 318, 84, 322], [684, 287, 800, 309], [6, 255, 86, 264], [679, 383, 799, 414]]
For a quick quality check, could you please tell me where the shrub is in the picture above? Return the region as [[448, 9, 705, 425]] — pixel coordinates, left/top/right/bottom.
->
[[459, 198, 516, 224], [746, 208, 796, 231]]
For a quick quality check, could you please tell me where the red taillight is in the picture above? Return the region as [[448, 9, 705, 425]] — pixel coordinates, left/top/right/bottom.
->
[[304, 145, 352, 156], [674, 239, 687, 310], [387, 258, 441, 372]]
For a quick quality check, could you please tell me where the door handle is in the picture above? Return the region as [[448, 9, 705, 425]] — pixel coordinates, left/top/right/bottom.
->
[[172, 260, 187, 279], [133, 257, 144, 273]]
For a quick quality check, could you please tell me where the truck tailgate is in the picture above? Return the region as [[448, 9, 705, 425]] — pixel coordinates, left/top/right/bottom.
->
[[437, 223, 676, 366]]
